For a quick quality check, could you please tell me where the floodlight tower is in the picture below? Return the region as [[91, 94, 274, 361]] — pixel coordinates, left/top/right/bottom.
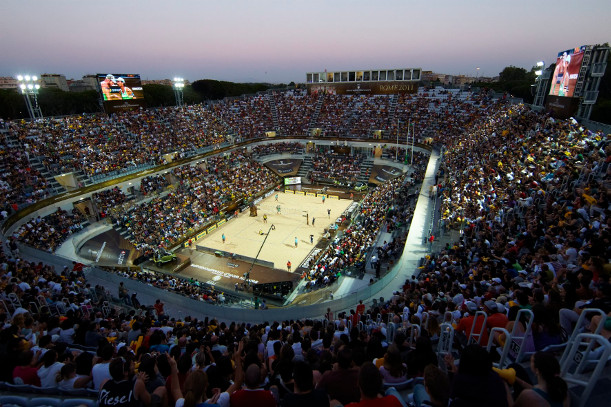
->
[[17, 75, 43, 120], [532, 61, 550, 111], [173, 77, 185, 107]]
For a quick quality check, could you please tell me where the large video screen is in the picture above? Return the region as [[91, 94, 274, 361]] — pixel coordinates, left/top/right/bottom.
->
[[549, 46, 586, 98], [97, 73, 144, 101]]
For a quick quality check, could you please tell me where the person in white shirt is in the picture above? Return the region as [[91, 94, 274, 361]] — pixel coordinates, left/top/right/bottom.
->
[[92, 344, 114, 390], [37, 349, 64, 388]]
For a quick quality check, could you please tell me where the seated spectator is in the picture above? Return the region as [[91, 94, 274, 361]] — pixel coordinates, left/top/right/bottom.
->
[[379, 344, 408, 384], [345, 362, 403, 407], [282, 361, 330, 407], [37, 349, 63, 388], [12, 350, 40, 386], [446, 345, 510, 407], [513, 351, 569, 407]]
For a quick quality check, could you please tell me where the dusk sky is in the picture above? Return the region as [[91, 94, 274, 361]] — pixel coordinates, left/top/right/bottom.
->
[[1, 0, 609, 83]]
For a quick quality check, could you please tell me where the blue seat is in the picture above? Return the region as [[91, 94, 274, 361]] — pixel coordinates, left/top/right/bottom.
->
[[27, 398, 62, 407], [0, 395, 29, 407], [62, 399, 97, 407]]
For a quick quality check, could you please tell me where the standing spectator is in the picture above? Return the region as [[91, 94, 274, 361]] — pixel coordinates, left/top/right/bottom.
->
[[118, 282, 130, 306], [154, 299, 165, 320]]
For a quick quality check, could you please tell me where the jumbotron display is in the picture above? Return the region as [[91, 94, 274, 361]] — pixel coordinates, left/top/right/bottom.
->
[[97, 73, 146, 113], [97, 73, 143, 100], [549, 46, 586, 98]]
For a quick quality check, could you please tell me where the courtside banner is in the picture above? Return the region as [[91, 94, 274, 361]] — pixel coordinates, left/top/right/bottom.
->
[[306, 192, 316, 197], [284, 189, 294, 194], [184, 242, 190, 247], [295, 191, 306, 195], [217, 219, 227, 227], [329, 195, 340, 199], [207, 225, 217, 233], [196, 231, 206, 240]]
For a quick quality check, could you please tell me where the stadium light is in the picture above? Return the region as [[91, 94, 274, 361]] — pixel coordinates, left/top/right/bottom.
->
[[173, 77, 185, 107], [16, 73, 43, 120], [532, 60, 550, 110]]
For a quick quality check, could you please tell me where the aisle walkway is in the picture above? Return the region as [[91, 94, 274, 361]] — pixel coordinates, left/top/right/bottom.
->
[[361, 149, 441, 303]]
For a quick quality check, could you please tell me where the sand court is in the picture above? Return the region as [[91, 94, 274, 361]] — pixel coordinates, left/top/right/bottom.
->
[[194, 191, 353, 270]]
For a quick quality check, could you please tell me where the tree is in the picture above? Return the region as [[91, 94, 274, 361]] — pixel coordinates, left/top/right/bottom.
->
[[499, 66, 529, 82], [0, 89, 26, 120], [142, 84, 175, 107]]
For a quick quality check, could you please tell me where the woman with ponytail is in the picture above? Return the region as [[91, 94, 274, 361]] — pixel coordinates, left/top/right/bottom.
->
[[513, 351, 569, 407]]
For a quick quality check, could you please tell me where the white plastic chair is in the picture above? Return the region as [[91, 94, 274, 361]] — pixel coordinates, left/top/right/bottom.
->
[[560, 333, 611, 407]]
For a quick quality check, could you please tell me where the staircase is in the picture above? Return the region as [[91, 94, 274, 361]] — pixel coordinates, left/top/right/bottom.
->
[[75, 170, 93, 187], [266, 93, 280, 133], [29, 156, 66, 196], [297, 155, 313, 183], [574, 46, 593, 97], [385, 94, 399, 138], [357, 158, 374, 183], [306, 93, 325, 136], [113, 218, 135, 243]]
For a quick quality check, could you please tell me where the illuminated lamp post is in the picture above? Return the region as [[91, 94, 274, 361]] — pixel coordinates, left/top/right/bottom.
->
[[173, 77, 185, 107], [17, 75, 43, 120]]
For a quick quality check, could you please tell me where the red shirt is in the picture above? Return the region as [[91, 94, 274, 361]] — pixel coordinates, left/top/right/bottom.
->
[[486, 313, 509, 331], [13, 365, 41, 386], [346, 395, 403, 407], [356, 303, 365, 315], [230, 388, 276, 407], [457, 314, 489, 345]]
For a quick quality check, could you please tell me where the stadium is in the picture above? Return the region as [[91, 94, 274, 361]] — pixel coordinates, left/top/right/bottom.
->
[[0, 42, 610, 407]]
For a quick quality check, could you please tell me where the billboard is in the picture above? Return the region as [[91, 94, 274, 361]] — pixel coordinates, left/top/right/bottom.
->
[[97, 73, 146, 113], [549, 46, 586, 98], [284, 177, 302, 185]]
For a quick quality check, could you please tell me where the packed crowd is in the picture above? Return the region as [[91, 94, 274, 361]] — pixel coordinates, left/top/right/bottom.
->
[[1, 89, 497, 210], [349, 95, 393, 138], [111, 268, 230, 306], [13, 208, 87, 252], [251, 142, 306, 157], [112, 151, 278, 250], [311, 153, 365, 184], [140, 174, 171, 195], [389, 92, 485, 143], [211, 95, 274, 140], [317, 95, 378, 138], [306, 174, 419, 288], [0, 131, 51, 210], [92, 187, 128, 218], [0, 101, 608, 407], [274, 90, 318, 136], [6, 106, 230, 180]]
